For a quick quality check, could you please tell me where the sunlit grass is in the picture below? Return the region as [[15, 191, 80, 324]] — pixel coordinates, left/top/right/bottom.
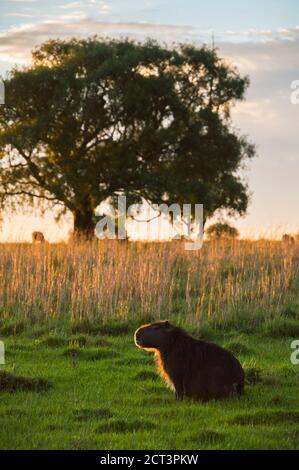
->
[[0, 239, 298, 329]]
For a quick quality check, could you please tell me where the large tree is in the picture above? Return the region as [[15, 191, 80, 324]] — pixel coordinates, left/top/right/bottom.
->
[[0, 38, 255, 238]]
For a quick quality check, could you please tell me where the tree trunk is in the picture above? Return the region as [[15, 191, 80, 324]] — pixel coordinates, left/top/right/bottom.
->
[[73, 206, 95, 240]]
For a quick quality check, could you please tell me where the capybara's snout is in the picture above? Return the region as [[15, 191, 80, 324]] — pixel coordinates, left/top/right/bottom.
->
[[134, 324, 154, 348]]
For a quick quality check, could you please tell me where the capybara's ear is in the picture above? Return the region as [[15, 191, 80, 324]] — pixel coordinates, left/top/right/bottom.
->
[[164, 321, 171, 329]]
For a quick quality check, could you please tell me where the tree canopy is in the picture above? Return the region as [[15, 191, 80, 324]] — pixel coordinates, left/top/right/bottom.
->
[[0, 38, 255, 238], [206, 222, 239, 240]]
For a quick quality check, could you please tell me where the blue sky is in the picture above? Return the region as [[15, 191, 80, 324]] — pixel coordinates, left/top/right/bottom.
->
[[0, 1, 298, 240]]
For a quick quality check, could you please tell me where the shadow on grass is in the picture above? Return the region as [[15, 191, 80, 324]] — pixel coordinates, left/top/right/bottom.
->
[[35, 335, 67, 348], [261, 319, 299, 338], [63, 348, 119, 360], [141, 396, 174, 406], [230, 410, 299, 425], [71, 320, 132, 336], [187, 429, 226, 445], [244, 367, 263, 385], [134, 370, 158, 381], [0, 371, 52, 393], [115, 357, 152, 366], [97, 419, 156, 434], [73, 408, 113, 422], [225, 341, 252, 357], [0, 321, 26, 336]]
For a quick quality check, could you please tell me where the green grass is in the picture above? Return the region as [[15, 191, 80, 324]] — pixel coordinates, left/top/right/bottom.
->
[[1, 325, 299, 450]]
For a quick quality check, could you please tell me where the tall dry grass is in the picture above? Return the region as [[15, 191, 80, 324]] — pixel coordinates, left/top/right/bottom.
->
[[0, 239, 298, 328]]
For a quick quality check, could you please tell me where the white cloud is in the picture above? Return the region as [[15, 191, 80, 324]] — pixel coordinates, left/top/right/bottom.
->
[[89, 0, 111, 11], [60, 2, 83, 9], [60, 1, 112, 14], [5, 13, 35, 18], [0, 18, 198, 65], [59, 11, 87, 21], [0, 18, 298, 72], [234, 99, 278, 122]]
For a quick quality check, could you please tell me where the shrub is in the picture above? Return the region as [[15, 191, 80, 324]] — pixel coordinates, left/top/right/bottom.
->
[[206, 222, 239, 240]]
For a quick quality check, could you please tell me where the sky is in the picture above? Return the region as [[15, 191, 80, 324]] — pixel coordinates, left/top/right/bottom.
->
[[0, 0, 299, 241]]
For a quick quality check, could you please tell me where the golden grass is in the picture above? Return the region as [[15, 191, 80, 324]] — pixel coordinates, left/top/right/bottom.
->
[[0, 239, 298, 327]]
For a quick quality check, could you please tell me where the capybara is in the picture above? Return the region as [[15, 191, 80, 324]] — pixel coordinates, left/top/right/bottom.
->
[[32, 231, 45, 243], [282, 234, 295, 244], [134, 321, 245, 402]]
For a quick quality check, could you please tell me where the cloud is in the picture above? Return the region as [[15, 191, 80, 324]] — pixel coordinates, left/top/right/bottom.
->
[[59, 11, 88, 21], [0, 17, 298, 67], [60, 2, 83, 9], [0, 18, 298, 103], [5, 13, 35, 18], [89, 0, 112, 13], [60, 1, 112, 14], [0, 17, 199, 66]]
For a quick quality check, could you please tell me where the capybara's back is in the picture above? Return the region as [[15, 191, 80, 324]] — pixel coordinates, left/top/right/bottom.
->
[[182, 339, 244, 401], [135, 321, 245, 402]]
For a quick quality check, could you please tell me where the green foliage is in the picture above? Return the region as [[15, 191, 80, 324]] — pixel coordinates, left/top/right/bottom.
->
[[206, 222, 240, 240], [261, 318, 299, 338], [0, 38, 255, 236]]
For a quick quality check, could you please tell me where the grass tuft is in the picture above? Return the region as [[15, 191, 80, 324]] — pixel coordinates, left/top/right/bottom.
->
[[0, 371, 52, 393], [261, 319, 299, 338], [73, 408, 113, 422], [134, 371, 158, 381], [97, 419, 156, 434], [35, 334, 66, 348], [188, 430, 226, 445], [225, 341, 252, 356], [0, 321, 26, 336], [63, 345, 119, 361], [244, 367, 263, 385], [230, 411, 299, 426]]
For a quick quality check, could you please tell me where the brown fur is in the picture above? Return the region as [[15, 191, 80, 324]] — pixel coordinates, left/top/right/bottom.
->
[[32, 231, 45, 243], [282, 234, 295, 244], [134, 321, 245, 402]]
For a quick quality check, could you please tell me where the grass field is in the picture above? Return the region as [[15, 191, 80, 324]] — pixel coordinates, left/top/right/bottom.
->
[[1, 239, 299, 327], [0, 240, 299, 450], [0, 326, 299, 450]]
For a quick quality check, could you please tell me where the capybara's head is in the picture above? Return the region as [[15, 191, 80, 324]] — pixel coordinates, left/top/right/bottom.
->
[[134, 321, 174, 350]]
